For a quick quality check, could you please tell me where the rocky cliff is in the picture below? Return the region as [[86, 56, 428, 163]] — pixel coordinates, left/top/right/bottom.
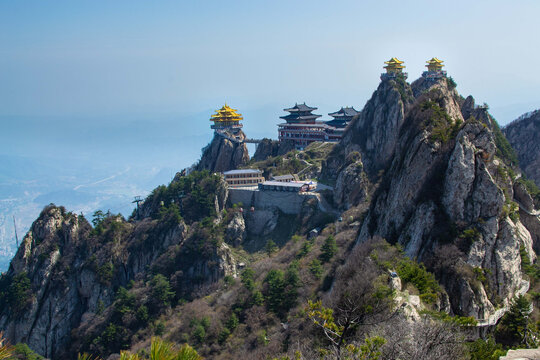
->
[[340, 76, 539, 320], [321, 75, 413, 209], [504, 110, 540, 186], [0, 172, 238, 359], [252, 138, 295, 162], [195, 129, 249, 172]]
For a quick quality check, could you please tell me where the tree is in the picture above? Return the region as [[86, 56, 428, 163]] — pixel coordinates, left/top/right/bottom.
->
[[265, 240, 278, 255], [467, 337, 506, 360], [92, 210, 106, 227], [306, 300, 385, 360], [149, 274, 175, 310], [496, 295, 538, 347], [320, 235, 338, 263], [263, 263, 300, 318]]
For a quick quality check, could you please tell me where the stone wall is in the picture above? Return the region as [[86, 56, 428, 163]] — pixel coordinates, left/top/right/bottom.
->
[[229, 188, 318, 214]]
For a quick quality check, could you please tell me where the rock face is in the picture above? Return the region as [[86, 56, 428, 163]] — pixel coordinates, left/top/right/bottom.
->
[[0, 202, 236, 359], [322, 76, 413, 210], [333, 155, 369, 210], [252, 138, 296, 162], [341, 76, 414, 179], [195, 130, 249, 172], [504, 110, 540, 186], [336, 76, 539, 320]]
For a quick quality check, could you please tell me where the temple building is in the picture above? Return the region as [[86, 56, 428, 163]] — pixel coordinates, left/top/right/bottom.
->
[[278, 103, 326, 149], [210, 104, 243, 131], [422, 57, 447, 79], [325, 107, 359, 141], [381, 57, 408, 80]]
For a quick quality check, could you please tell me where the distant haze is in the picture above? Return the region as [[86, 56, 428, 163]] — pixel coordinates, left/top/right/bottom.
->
[[1, 0, 539, 126]]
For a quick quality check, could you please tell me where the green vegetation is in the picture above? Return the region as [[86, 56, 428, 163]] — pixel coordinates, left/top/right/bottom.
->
[[9, 343, 45, 360], [306, 300, 386, 359], [519, 245, 540, 283], [496, 295, 538, 347], [517, 176, 540, 203], [421, 310, 477, 326], [467, 337, 506, 360], [396, 258, 440, 304], [492, 120, 519, 166], [81, 337, 201, 360], [146, 170, 224, 223], [309, 259, 324, 279], [149, 274, 174, 309], [96, 262, 114, 285], [420, 100, 462, 144], [249, 142, 335, 180], [319, 235, 338, 263], [189, 317, 210, 344], [0, 272, 32, 314], [446, 76, 457, 90], [263, 263, 300, 318], [265, 240, 278, 255], [296, 239, 313, 259], [393, 73, 413, 104], [458, 227, 481, 248]]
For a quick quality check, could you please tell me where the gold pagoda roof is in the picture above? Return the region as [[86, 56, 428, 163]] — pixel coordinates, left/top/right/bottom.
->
[[210, 103, 243, 122], [426, 57, 444, 66], [384, 57, 405, 69]]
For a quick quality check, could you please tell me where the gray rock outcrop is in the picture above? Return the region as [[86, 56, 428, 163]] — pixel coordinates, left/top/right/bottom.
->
[[0, 203, 236, 359], [347, 76, 537, 320], [252, 138, 295, 162], [504, 110, 540, 186], [195, 129, 249, 172]]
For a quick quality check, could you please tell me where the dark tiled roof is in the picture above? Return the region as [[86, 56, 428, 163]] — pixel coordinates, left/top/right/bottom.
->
[[328, 107, 360, 118], [283, 102, 318, 112], [325, 119, 348, 128], [280, 113, 322, 121]]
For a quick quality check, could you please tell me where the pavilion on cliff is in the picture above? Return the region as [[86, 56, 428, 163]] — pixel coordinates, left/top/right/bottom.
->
[[422, 57, 447, 79], [381, 57, 408, 80], [210, 104, 244, 131]]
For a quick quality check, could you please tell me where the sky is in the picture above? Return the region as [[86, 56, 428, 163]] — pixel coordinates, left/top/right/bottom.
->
[[1, 0, 540, 133]]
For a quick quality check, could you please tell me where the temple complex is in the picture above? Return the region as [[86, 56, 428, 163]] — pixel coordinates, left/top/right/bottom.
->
[[277, 103, 359, 148], [381, 57, 408, 80], [210, 104, 244, 131], [325, 107, 359, 141], [278, 103, 326, 149], [422, 57, 447, 79]]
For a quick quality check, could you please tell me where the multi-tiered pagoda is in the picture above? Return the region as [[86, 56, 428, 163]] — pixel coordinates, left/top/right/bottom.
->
[[278, 103, 326, 149], [422, 57, 447, 79], [210, 104, 243, 131], [325, 107, 360, 141], [381, 57, 408, 80]]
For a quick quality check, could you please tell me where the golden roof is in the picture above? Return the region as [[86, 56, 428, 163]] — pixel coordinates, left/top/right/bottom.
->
[[210, 103, 243, 122], [385, 57, 404, 65], [384, 57, 405, 69], [426, 57, 444, 65]]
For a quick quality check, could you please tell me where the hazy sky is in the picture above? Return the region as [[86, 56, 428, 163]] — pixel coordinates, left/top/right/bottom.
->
[[1, 0, 540, 129]]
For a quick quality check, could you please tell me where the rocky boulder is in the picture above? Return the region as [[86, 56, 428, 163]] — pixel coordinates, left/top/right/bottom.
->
[[195, 129, 249, 172]]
